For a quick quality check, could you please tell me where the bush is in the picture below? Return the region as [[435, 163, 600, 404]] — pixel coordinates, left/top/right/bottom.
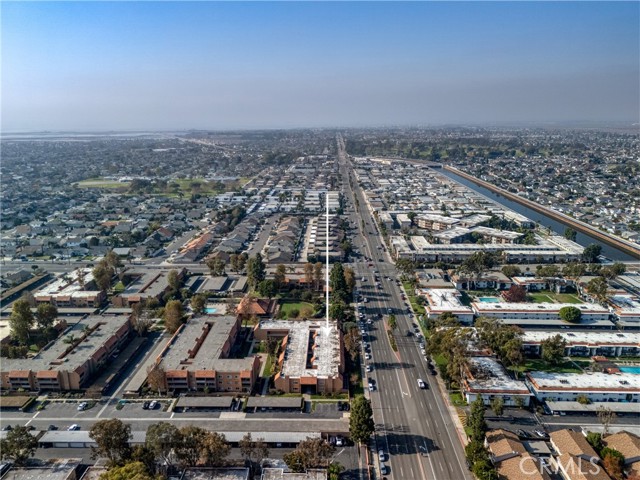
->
[[288, 309, 300, 319]]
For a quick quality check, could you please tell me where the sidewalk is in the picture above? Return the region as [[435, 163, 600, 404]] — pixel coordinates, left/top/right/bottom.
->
[[433, 371, 469, 448]]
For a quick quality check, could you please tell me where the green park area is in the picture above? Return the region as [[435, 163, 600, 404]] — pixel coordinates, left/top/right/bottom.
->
[[279, 301, 316, 319], [528, 291, 582, 304], [76, 177, 229, 196], [511, 358, 590, 375], [402, 281, 426, 315]]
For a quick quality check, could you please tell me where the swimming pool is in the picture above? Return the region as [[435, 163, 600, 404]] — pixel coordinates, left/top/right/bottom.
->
[[478, 297, 500, 303], [205, 307, 218, 314], [619, 366, 640, 374]]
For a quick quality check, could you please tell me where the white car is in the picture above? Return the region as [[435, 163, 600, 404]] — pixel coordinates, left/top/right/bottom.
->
[[366, 365, 372, 372], [365, 353, 371, 360], [379, 450, 387, 462], [417, 379, 426, 389], [77, 402, 88, 411], [149, 400, 159, 410], [368, 384, 375, 392], [67, 424, 80, 431]]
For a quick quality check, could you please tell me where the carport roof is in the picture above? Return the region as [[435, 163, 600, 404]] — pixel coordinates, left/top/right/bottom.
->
[[176, 396, 234, 408], [246, 397, 303, 408], [39, 431, 146, 444]]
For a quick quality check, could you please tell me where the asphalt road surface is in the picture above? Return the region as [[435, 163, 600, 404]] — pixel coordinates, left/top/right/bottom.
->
[[337, 135, 472, 480]]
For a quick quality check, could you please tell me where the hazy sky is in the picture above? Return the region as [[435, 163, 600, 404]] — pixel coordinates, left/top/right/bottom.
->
[[2, 1, 639, 131]]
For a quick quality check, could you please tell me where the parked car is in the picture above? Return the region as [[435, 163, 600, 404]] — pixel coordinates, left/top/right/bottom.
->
[[142, 401, 150, 410], [77, 401, 88, 411], [67, 424, 80, 431], [378, 450, 387, 462], [47, 425, 58, 431], [149, 401, 159, 410]]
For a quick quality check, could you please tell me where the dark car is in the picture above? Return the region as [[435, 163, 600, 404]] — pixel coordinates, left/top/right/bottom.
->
[[1, 425, 12, 431], [406, 330, 413, 337], [48, 425, 58, 431], [142, 401, 150, 410], [517, 429, 530, 438], [429, 368, 437, 376]]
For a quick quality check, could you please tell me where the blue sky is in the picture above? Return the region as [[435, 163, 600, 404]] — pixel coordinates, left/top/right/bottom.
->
[[2, 1, 639, 131]]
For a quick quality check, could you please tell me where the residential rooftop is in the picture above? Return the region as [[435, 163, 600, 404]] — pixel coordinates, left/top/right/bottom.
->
[[464, 356, 530, 394], [527, 371, 640, 392]]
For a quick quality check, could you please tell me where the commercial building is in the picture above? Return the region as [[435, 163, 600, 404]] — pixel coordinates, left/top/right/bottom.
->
[[461, 356, 531, 407], [157, 315, 260, 393], [521, 331, 640, 358], [417, 288, 474, 324], [254, 320, 345, 394], [526, 371, 640, 403], [0, 314, 132, 392]]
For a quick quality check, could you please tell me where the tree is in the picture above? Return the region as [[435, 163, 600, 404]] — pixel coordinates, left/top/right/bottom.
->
[[206, 256, 226, 276], [562, 262, 587, 281], [396, 258, 417, 276], [303, 262, 314, 289], [583, 243, 602, 263], [247, 253, 266, 289], [130, 445, 157, 477], [330, 262, 348, 302], [9, 299, 35, 345], [502, 285, 527, 302], [587, 277, 609, 303], [146, 364, 167, 394], [349, 396, 375, 444], [601, 447, 625, 480], [344, 328, 360, 362], [167, 269, 181, 290], [256, 279, 276, 299], [564, 227, 577, 242], [468, 395, 487, 443], [559, 306, 582, 323], [35, 303, 58, 329], [89, 419, 132, 466], [540, 334, 567, 365], [230, 254, 240, 273], [597, 406, 616, 436], [329, 300, 349, 323], [105, 249, 124, 274], [458, 251, 499, 279], [490, 397, 504, 417], [98, 461, 154, 480], [0, 426, 38, 465], [191, 293, 208, 315], [93, 262, 114, 292], [501, 265, 522, 278], [164, 300, 184, 333], [145, 422, 179, 469], [328, 462, 345, 480], [132, 311, 153, 336], [343, 267, 356, 295], [200, 431, 231, 467], [283, 437, 335, 472], [274, 264, 287, 291], [611, 262, 626, 276], [174, 425, 208, 468], [313, 262, 323, 291], [536, 264, 559, 279], [388, 314, 397, 330], [586, 432, 603, 452], [238, 433, 269, 472]]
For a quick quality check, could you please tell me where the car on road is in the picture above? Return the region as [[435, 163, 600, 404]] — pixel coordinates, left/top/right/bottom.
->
[[406, 330, 413, 337], [417, 379, 426, 389], [366, 364, 372, 372], [366, 319, 372, 325], [429, 367, 437, 376], [368, 384, 375, 392], [378, 450, 387, 461], [67, 424, 80, 431], [379, 463, 389, 475], [365, 353, 371, 360]]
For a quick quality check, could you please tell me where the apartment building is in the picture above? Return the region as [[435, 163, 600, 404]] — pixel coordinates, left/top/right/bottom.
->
[[522, 331, 640, 358], [34, 268, 105, 308], [254, 320, 345, 395], [157, 315, 260, 393], [113, 268, 186, 307], [526, 371, 639, 403], [418, 288, 475, 324], [462, 356, 532, 407], [471, 302, 611, 322], [608, 294, 640, 329], [1, 314, 131, 392]]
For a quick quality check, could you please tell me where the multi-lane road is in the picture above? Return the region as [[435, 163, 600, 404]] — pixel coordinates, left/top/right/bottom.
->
[[337, 135, 472, 480]]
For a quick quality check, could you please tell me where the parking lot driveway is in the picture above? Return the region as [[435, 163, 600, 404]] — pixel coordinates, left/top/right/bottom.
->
[[99, 400, 172, 420]]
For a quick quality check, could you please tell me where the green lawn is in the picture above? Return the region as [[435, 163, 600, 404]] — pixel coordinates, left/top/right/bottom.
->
[[76, 179, 130, 189], [512, 358, 590, 374], [449, 391, 467, 407], [402, 281, 426, 315], [262, 354, 274, 377], [279, 301, 315, 318], [529, 291, 582, 304]]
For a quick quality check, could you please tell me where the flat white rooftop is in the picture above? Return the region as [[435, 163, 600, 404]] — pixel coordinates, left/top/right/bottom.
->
[[610, 295, 640, 316], [472, 302, 609, 314], [527, 371, 640, 391], [465, 356, 530, 394], [259, 320, 341, 379], [418, 288, 473, 315], [522, 330, 640, 346]]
